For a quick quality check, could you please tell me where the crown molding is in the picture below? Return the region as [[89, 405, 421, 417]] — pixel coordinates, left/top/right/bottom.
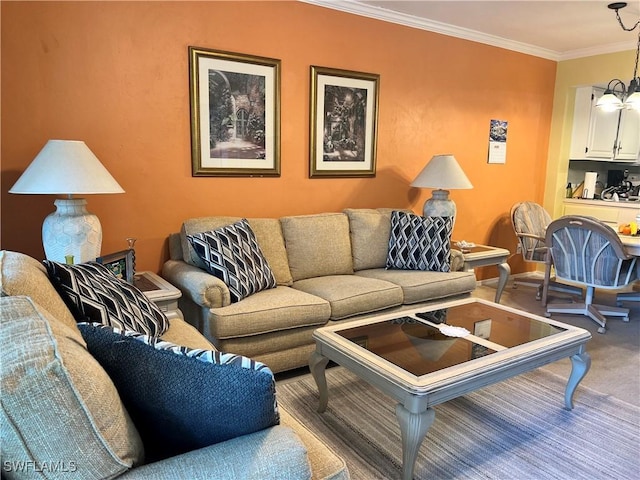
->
[[559, 41, 636, 61], [300, 0, 635, 62]]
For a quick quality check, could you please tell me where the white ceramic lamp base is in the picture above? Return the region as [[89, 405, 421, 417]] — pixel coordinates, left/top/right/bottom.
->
[[42, 198, 102, 263], [422, 189, 456, 225]]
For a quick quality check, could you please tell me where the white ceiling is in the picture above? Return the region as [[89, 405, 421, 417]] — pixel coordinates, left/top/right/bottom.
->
[[302, 0, 640, 60]]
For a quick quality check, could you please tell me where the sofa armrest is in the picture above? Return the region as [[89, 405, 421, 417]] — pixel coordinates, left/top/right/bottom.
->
[[162, 259, 230, 308], [116, 425, 311, 480], [450, 249, 464, 272]]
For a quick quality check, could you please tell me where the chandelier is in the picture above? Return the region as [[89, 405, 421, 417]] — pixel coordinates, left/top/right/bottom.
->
[[596, 2, 640, 111]]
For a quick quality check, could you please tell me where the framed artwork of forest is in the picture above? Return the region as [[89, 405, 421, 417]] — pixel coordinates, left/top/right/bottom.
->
[[189, 47, 281, 176], [309, 66, 379, 178]]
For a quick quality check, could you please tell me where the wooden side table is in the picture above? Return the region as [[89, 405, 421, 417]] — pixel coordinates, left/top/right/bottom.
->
[[134, 271, 184, 321], [452, 243, 511, 303]]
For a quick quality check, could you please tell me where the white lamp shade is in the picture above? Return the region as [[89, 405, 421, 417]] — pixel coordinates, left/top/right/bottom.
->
[[595, 93, 624, 112], [9, 140, 124, 194], [410, 154, 473, 190], [625, 91, 640, 110]]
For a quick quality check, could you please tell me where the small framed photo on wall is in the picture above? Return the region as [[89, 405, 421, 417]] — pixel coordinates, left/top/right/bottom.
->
[[309, 66, 379, 178], [188, 46, 281, 177]]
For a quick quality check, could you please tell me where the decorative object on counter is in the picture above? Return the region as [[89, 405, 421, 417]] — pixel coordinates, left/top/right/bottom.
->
[[596, 2, 640, 111], [9, 140, 124, 263], [410, 154, 473, 227], [566, 183, 573, 198]]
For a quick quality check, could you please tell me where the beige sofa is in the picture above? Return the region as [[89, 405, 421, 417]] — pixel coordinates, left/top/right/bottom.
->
[[163, 208, 477, 373], [0, 250, 348, 479]]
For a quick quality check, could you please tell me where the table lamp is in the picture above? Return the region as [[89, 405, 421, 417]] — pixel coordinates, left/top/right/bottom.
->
[[9, 140, 125, 263], [410, 154, 473, 225]]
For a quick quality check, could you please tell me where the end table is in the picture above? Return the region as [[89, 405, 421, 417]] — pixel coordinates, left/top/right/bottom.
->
[[134, 271, 184, 320], [452, 243, 511, 303]]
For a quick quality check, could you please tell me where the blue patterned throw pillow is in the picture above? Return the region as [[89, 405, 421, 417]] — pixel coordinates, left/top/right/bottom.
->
[[186, 219, 277, 303], [77, 322, 280, 462], [44, 260, 169, 338], [386, 211, 452, 272]]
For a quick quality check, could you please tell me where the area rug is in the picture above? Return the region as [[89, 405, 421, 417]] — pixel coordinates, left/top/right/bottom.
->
[[276, 367, 640, 479]]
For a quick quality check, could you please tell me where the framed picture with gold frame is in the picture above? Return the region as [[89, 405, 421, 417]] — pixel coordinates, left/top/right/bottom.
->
[[309, 66, 379, 178], [188, 46, 281, 177], [97, 249, 135, 283]]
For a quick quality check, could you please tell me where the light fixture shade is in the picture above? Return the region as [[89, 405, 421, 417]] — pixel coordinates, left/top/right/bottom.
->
[[595, 92, 624, 112], [410, 154, 473, 190], [9, 140, 124, 194], [625, 91, 640, 110]]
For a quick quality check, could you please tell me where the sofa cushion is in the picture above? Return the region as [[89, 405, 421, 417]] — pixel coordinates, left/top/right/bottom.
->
[[293, 275, 403, 320], [0, 297, 143, 478], [207, 286, 331, 339], [44, 260, 169, 337], [281, 213, 354, 281], [356, 268, 477, 304], [181, 217, 293, 286], [0, 250, 77, 330], [387, 211, 452, 272], [160, 316, 216, 350], [187, 219, 277, 303], [344, 208, 406, 271], [78, 323, 280, 462]]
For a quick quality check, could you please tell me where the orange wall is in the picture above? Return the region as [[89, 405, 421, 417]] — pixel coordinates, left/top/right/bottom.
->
[[1, 1, 556, 277]]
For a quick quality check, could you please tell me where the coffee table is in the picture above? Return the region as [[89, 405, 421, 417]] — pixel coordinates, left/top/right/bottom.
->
[[309, 297, 591, 480]]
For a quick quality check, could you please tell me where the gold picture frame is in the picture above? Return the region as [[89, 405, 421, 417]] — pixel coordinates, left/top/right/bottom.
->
[[189, 46, 281, 177], [310, 66, 379, 178], [97, 249, 135, 283]]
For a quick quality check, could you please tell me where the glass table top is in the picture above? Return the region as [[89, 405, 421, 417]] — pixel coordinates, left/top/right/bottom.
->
[[337, 302, 566, 376]]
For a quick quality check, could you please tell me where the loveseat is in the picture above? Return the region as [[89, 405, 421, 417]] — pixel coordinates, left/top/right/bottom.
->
[[163, 208, 477, 373], [0, 250, 348, 479]]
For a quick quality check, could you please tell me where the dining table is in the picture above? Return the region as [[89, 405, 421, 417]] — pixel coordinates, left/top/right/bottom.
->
[[619, 233, 640, 256]]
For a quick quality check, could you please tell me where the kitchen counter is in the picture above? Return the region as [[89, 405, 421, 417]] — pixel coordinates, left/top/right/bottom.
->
[[563, 199, 639, 227]]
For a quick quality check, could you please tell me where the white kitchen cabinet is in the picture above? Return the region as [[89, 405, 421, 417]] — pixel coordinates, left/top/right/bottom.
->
[[615, 108, 640, 161], [569, 86, 640, 162]]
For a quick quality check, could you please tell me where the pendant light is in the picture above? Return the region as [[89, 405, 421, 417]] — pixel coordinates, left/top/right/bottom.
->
[[596, 2, 640, 111]]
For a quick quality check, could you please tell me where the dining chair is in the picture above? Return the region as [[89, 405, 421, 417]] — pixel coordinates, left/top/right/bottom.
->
[[542, 216, 638, 333], [510, 202, 582, 300]]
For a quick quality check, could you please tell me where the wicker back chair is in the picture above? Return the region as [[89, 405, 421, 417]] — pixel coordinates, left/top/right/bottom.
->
[[510, 202, 582, 300], [542, 215, 637, 333]]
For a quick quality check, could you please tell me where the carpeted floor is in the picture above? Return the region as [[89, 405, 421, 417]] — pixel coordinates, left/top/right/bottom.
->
[[475, 276, 640, 407], [275, 276, 640, 478], [277, 367, 640, 479]]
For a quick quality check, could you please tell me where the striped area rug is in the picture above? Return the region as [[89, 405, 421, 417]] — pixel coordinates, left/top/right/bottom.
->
[[276, 367, 640, 479]]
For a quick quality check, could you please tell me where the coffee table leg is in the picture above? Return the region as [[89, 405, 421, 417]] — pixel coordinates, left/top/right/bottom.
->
[[495, 261, 511, 303], [395, 404, 435, 480], [309, 351, 330, 413], [564, 351, 591, 410]]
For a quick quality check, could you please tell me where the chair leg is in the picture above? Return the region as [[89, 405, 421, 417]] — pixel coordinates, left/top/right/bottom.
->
[[546, 287, 630, 334]]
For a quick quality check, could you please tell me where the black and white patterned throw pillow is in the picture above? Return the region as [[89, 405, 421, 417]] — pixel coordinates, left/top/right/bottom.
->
[[186, 219, 277, 303], [44, 260, 169, 338], [386, 211, 452, 272]]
